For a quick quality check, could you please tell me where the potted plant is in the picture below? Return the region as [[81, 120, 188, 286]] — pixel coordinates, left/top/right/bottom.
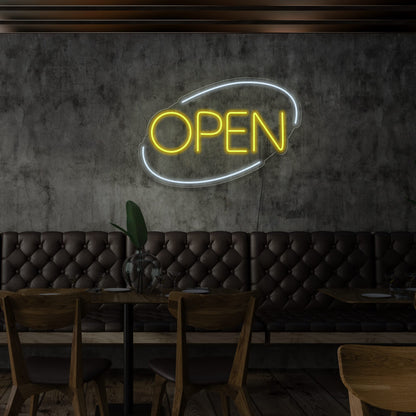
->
[[111, 201, 160, 293]]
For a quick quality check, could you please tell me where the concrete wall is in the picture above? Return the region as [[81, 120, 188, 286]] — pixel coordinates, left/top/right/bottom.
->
[[0, 33, 415, 232]]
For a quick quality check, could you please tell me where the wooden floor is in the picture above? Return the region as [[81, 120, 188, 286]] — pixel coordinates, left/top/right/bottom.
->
[[0, 369, 414, 416]]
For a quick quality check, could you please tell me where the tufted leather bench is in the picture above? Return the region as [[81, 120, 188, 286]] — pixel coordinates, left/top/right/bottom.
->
[[0, 230, 415, 345], [131, 231, 254, 332], [251, 231, 416, 343], [0, 230, 260, 336], [1, 231, 125, 332], [375, 232, 416, 287]]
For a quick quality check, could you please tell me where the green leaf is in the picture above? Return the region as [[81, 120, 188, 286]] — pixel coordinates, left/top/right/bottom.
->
[[110, 222, 129, 235], [409, 198, 416, 205], [126, 200, 148, 249], [110, 222, 137, 244]]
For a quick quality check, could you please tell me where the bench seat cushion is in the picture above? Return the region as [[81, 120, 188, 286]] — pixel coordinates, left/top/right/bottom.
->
[[257, 307, 416, 332], [133, 304, 266, 332], [81, 304, 123, 332], [133, 304, 176, 332]]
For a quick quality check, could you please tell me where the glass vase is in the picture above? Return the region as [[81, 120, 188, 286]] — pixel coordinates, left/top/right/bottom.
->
[[123, 249, 161, 293]]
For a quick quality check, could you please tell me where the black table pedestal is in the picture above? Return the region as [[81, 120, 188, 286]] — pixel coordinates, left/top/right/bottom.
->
[[102, 403, 152, 416], [124, 303, 134, 415], [99, 304, 152, 416]]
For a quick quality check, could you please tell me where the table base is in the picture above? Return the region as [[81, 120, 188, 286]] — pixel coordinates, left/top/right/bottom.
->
[[96, 403, 153, 416]]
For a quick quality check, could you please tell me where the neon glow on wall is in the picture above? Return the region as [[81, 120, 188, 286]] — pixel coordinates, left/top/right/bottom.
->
[[139, 78, 301, 187]]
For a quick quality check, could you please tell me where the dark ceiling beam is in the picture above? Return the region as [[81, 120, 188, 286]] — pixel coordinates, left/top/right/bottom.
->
[[3, 22, 416, 33], [1, 1, 416, 32], [2, 1, 416, 5], [3, 10, 416, 18]]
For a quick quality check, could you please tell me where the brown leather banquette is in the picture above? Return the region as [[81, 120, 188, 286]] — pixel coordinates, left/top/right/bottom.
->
[[252, 232, 416, 334], [1, 231, 415, 337], [1, 231, 250, 332]]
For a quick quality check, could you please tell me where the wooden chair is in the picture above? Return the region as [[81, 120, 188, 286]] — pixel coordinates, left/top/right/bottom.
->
[[1, 293, 111, 416], [338, 344, 416, 416], [149, 291, 257, 416]]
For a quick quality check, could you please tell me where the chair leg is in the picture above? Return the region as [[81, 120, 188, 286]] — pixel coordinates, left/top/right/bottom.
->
[[30, 394, 39, 416], [233, 387, 253, 416], [171, 387, 185, 416], [94, 376, 110, 416], [220, 392, 230, 416], [348, 391, 370, 416], [72, 386, 88, 416], [4, 385, 26, 416], [151, 374, 168, 416]]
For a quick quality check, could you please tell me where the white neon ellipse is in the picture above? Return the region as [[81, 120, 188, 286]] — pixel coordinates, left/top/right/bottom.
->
[[140, 146, 262, 187], [180, 79, 300, 126]]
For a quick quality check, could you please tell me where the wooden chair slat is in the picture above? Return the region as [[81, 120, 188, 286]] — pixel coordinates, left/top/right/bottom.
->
[[168, 291, 253, 330], [9, 294, 86, 330]]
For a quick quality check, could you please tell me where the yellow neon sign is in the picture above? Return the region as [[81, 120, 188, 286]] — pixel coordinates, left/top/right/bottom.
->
[[195, 110, 223, 154], [225, 110, 249, 154], [149, 110, 193, 155], [140, 78, 302, 188], [148, 109, 286, 156], [251, 110, 286, 153]]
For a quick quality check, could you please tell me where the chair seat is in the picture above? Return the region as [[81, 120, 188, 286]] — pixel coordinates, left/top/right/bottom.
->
[[26, 356, 111, 385], [149, 356, 233, 385], [338, 345, 416, 413]]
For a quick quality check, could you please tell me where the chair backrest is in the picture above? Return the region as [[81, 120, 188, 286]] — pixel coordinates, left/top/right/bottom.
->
[[168, 291, 255, 331], [4, 292, 86, 330], [1, 293, 86, 387], [168, 291, 257, 387], [338, 344, 416, 413]]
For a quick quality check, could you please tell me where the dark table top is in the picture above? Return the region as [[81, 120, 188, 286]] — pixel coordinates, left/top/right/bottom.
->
[[8, 287, 169, 304], [319, 287, 415, 304]]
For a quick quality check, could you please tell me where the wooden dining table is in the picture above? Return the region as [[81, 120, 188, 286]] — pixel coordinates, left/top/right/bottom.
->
[[14, 287, 168, 416], [319, 287, 415, 304]]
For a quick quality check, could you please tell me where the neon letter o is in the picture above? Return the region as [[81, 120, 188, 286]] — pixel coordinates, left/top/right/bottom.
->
[[149, 110, 193, 155]]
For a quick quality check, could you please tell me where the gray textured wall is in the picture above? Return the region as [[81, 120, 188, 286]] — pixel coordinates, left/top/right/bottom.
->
[[0, 33, 415, 232]]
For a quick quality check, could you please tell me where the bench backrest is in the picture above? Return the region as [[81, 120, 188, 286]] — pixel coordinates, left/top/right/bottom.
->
[[138, 231, 250, 291], [1, 231, 250, 292], [1, 231, 416, 314], [1, 231, 125, 291], [374, 232, 416, 288], [250, 231, 375, 311]]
